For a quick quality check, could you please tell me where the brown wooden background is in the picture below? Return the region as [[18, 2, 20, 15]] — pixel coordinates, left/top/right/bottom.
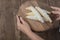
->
[[0, 0, 60, 40]]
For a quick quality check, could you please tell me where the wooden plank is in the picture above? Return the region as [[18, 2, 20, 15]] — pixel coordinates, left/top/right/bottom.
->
[[0, 0, 21, 40]]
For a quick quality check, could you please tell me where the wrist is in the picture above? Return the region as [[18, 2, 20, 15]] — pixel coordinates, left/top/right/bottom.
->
[[25, 31, 44, 40], [23, 29, 33, 35], [25, 30, 33, 35]]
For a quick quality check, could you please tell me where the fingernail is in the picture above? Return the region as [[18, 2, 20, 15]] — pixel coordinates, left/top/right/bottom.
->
[[20, 17, 23, 19], [50, 6, 53, 8]]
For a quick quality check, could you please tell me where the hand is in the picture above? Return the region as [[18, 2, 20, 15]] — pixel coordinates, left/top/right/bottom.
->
[[16, 16, 44, 40], [51, 6, 60, 20], [16, 16, 31, 34]]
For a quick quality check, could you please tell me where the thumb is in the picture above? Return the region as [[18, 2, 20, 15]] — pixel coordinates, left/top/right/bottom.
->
[[20, 17, 25, 24]]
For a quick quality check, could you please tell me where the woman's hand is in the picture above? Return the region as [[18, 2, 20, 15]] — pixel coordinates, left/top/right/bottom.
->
[[16, 16, 31, 34], [16, 16, 44, 40], [51, 6, 60, 20]]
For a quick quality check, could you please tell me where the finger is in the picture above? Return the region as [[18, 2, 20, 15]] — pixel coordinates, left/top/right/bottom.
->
[[16, 15, 21, 24], [51, 11, 60, 15], [51, 6, 60, 11], [20, 17, 26, 24]]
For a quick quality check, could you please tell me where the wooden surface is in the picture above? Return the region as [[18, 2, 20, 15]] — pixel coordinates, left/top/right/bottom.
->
[[0, 0, 60, 40], [0, 0, 21, 40]]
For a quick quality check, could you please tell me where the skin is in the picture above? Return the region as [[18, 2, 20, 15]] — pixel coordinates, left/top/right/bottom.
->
[[51, 6, 60, 20], [16, 6, 60, 40], [16, 16, 44, 40]]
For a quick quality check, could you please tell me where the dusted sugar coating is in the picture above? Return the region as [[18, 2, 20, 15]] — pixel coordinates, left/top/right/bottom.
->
[[35, 6, 52, 23], [26, 6, 44, 23]]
